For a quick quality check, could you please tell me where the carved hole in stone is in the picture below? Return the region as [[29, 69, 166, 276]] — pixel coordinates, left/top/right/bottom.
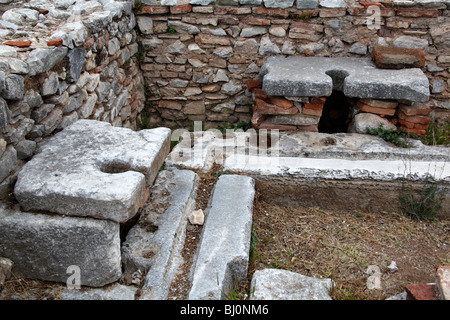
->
[[325, 69, 350, 92], [318, 91, 352, 134], [101, 162, 132, 174]]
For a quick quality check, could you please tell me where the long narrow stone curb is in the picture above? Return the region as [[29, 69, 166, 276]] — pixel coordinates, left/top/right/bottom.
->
[[188, 174, 255, 300], [121, 169, 199, 300]]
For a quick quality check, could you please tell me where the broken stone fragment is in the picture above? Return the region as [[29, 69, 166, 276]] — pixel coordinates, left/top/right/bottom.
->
[[188, 209, 204, 225]]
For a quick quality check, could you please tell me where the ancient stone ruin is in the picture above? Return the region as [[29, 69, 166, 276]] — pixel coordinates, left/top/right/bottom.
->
[[0, 0, 449, 301]]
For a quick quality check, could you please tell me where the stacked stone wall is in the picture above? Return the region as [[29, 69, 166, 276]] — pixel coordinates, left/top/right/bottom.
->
[[136, 0, 449, 129], [0, 0, 145, 201]]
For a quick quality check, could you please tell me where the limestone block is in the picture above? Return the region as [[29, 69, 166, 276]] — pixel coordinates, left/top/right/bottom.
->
[[188, 175, 255, 300], [14, 120, 171, 223], [250, 269, 333, 300], [0, 205, 121, 287], [259, 57, 430, 102]]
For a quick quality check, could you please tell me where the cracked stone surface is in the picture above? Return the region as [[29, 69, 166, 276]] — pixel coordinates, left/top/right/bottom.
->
[[259, 57, 430, 102], [14, 119, 171, 223]]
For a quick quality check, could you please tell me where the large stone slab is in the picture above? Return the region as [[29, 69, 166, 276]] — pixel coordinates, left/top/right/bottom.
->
[[250, 269, 333, 300], [188, 174, 255, 300], [259, 57, 430, 102], [121, 169, 199, 300], [0, 204, 121, 287], [14, 120, 171, 223]]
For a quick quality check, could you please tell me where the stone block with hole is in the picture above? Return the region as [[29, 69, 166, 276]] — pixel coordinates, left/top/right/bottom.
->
[[121, 169, 199, 300], [14, 119, 171, 223], [188, 174, 255, 300]]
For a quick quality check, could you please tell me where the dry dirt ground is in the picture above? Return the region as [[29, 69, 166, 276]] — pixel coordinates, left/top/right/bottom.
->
[[246, 185, 449, 300]]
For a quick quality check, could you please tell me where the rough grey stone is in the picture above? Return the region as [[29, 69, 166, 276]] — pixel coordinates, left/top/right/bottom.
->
[[0, 204, 121, 287], [41, 72, 59, 97], [271, 114, 320, 126], [348, 113, 397, 134], [58, 283, 137, 300], [168, 21, 200, 35], [58, 111, 79, 130], [221, 80, 243, 95], [190, 0, 215, 4], [2, 74, 24, 100], [319, 0, 346, 7], [137, 16, 153, 35], [431, 79, 444, 93], [393, 36, 429, 50], [0, 46, 17, 58], [14, 120, 171, 223], [167, 40, 186, 55], [250, 269, 333, 300], [23, 89, 42, 109], [2, 8, 39, 25], [4, 118, 34, 144], [264, 0, 295, 8], [0, 57, 29, 74], [67, 48, 87, 83], [85, 11, 113, 33], [0, 97, 10, 133], [259, 35, 281, 55], [349, 42, 368, 55], [297, 0, 318, 8], [78, 93, 97, 118], [124, 169, 198, 299], [31, 103, 55, 123], [240, 27, 267, 38], [15, 139, 36, 160], [0, 146, 16, 183], [41, 108, 63, 135], [259, 57, 430, 102], [188, 175, 255, 300], [27, 47, 68, 77], [240, 0, 263, 4]]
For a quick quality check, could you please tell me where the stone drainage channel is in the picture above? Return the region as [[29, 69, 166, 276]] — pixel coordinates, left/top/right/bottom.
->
[[0, 120, 449, 300]]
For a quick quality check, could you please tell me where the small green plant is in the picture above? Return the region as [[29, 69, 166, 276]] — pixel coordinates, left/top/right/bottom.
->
[[134, 40, 145, 66], [420, 122, 450, 146], [137, 109, 152, 130], [399, 174, 445, 221], [168, 26, 177, 34], [134, 0, 143, 12], [366, 124, 419, 148]]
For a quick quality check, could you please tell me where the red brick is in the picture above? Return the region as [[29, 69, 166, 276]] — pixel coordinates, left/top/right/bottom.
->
[[405, 128, 427, 136], [258, 120, 297, 131], [245, 17, 271, 26], [253, 88, 269, 100], [399, 102, 433, 116], [255, 98, 298, 115], [247, 79, 262, 92], [398, 118, 415, 129], [38, 9, 49, 14], [359, 1, 382, 8], [251, 111, 266, 128], [138, 6, 169, 14], [319, 8, 347, 18], [372, 46, 425, 69], [359, 98, 398, 109], [358, 102, 397, 116], [297, 124, 319, 132], [270, 97, 294, 109], [304, 102, 324, 111], [170, 4, 192, 14], [397, 110, 431, 125], [47, 39, 63, 46], [396, 9, 439, 18], [310, 97, 326, 105], [3, 40, 31, 48], [347, 7, 367, 16], [252, 7, 289, 18], [302, 108, 323, 117]]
